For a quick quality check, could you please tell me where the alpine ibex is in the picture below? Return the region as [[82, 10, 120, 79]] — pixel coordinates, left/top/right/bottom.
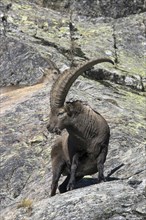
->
[[47, 58, 114, 196]]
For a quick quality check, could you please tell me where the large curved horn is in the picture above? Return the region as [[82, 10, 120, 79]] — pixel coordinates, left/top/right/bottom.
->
[[50, 58, 114, 109]]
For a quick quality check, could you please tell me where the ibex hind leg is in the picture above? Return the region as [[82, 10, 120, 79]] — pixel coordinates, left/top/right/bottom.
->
[[97, 146, 108, 183], [50, 161, 65, 197]]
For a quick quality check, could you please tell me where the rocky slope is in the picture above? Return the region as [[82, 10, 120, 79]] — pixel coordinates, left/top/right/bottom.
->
[[0, 0, 146, 219], [38, 0, 146, 18]]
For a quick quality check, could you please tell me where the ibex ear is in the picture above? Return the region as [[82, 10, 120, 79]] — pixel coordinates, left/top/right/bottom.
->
[[64, 102, 73, 116]]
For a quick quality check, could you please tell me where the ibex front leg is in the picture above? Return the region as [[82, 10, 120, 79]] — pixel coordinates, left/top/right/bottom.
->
[[67, 153, 79, 191], [50, 160, 65, 197]]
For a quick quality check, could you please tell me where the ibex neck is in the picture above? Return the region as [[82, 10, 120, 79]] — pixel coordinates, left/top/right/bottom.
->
[[66, 126, 87, 146]]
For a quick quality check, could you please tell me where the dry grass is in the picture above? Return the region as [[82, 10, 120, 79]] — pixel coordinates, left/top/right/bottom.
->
[[17, 198, 33, 211]]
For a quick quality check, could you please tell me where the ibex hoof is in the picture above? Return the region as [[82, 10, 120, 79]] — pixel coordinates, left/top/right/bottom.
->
[[67, 182, 75, 191], [97, 177, 106, 184]]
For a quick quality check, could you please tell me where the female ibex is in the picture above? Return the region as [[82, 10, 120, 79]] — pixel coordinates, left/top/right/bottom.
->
[[47, 58, 114, 196]]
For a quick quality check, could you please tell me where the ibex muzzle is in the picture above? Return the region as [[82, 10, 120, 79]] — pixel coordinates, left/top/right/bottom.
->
[[47, 124, 61, 135]]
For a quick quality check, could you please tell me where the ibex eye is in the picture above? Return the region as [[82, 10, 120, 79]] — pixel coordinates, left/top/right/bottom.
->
[[58, 111, 65, 116]]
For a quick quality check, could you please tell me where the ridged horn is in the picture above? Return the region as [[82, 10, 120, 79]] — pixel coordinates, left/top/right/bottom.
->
[[50, 58, 114, 110]]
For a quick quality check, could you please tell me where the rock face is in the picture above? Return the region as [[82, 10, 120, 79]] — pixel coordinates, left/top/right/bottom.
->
[[43, 0, 146, 18], [2, 182, 146, 220], [0, 0, 145, 90], [0, 36, 51, 86], [0, 0, 145, 220]]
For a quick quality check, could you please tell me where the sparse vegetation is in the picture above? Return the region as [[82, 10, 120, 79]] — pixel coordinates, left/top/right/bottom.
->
[[17, 198, 33, 211]]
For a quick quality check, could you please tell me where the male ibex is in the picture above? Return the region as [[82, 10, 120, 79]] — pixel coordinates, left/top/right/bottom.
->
[[47, 58, 114, 196]]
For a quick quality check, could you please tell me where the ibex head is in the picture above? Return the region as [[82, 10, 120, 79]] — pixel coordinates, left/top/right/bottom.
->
[[47, 100, 83, 134], [47, 58, 114, 134]]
